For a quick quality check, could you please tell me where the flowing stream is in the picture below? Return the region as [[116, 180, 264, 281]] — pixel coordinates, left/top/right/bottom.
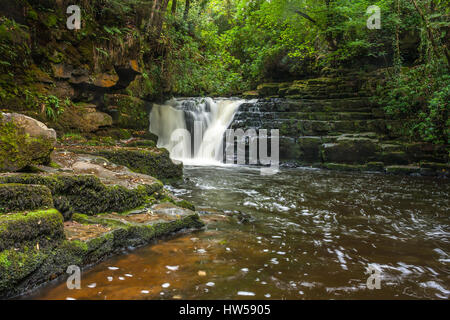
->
[[28, 98, 450, 300]]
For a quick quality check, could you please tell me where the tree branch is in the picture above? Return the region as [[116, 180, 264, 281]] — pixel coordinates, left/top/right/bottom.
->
[[294, 9, 317, 24]]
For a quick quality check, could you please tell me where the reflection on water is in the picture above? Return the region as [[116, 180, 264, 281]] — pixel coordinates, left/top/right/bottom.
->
[[28, 167, 450, 300]]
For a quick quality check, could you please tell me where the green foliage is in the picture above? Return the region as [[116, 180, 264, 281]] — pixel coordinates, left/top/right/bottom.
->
[[40, 95, 64, 121], [0, 17, 31, 75], [377, 61, 449, 145]]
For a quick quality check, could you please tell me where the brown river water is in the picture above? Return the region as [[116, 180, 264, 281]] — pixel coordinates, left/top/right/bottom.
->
[[27, 166, 449, 300]]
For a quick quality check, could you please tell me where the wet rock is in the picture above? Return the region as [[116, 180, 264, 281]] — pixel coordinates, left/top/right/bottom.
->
[[321, 136, 379, 164], [386, 165, 421, 175], [298, 136, 323, 162], [366, 162, 385, 172]]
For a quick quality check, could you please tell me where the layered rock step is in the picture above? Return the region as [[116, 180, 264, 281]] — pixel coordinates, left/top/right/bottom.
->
[[0, 205, 203, 299], [236, 75, 448, 176]]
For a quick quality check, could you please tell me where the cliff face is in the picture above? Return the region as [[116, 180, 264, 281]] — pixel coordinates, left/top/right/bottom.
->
[[0, 0, 165, 134]]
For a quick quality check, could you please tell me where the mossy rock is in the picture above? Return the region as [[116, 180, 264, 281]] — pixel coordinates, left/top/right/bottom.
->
[[0, 213, 204, 298], [0, 184, 54, 214], [385, 165, 420, 175], [257, 83, 280, 97], [419, 162, 450, 171], [378, 151, 410, 165], [298, 136, 323, 162], [104, 94, 150, 130], [0, 209, 64, 251], [279, 137, 302, 161], [124, 139, 156, 148], [321, 163, 365, 172], [92, 147, 183, 181], [366, 162, 385, 172], [0, 247, 47, 295], [321, 137, 379, 164], [0, 113, 56, 172], [174, 199, 196, 211], [0, 174, 156, 219]]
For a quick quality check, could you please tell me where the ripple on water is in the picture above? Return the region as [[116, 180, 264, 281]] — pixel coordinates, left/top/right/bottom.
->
[[27, 167, 450, 300]]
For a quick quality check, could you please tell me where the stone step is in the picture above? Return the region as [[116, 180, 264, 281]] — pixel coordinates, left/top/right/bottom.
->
[[285, 92, 370, 100], [257, 80, 372, 98], [234, 111, 375, 121], [231, 119, 391, 136], [240, 98, 378, 113]]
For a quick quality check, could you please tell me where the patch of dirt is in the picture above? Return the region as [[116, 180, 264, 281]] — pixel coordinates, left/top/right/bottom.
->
[[64, 221, 112, 241]]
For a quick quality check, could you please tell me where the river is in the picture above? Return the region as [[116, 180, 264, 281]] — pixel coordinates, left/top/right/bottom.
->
[[28, 165, 449, 300]]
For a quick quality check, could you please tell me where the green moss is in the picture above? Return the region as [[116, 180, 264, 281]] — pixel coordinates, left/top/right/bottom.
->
[[0, 174, 155, 219], [43, 14, 58, 28], [27, 9, 39, 21], [0, 247, 46, 294], [0, 114, 54, 172], [0, 209, 64, 251], [0, 184, 54, 214], [174, 199, 196, 211], [125, 140, 156, 148], [386, 165, 421, 175], [321, 163, 366, 172], [92, 148, 183, 181], [0, 211, 204, 298], [104, 94, 149, 130], [366, 162, 385, 172]]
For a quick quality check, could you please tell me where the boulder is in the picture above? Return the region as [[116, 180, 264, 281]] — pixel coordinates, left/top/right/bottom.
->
[[321, 136, 379, 164], [2, 113, 56, 141], [81, 111, 113, 130], [0, 113, 57, 172]]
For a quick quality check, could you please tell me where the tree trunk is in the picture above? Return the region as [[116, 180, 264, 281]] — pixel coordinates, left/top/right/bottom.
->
[[147, 0, 159, 32], [156, 0, 170, 37], [171, 0, 177, 14], [324, 0, 337, 52], [183, 0, 190, 20]]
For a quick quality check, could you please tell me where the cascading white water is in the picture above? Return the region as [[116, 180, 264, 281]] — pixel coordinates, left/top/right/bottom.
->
[[149, 98, 244, 165]]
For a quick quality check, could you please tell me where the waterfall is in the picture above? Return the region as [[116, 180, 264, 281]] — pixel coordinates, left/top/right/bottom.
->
[[149, 98, 245, 165]]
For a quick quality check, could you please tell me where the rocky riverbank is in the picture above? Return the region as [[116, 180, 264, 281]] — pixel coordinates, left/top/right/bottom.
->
[[0, 112, 204, 299]]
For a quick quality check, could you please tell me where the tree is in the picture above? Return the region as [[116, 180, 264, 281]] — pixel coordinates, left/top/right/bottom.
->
[[184, 0, 191, 20], [172, 0, 177, 14]]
